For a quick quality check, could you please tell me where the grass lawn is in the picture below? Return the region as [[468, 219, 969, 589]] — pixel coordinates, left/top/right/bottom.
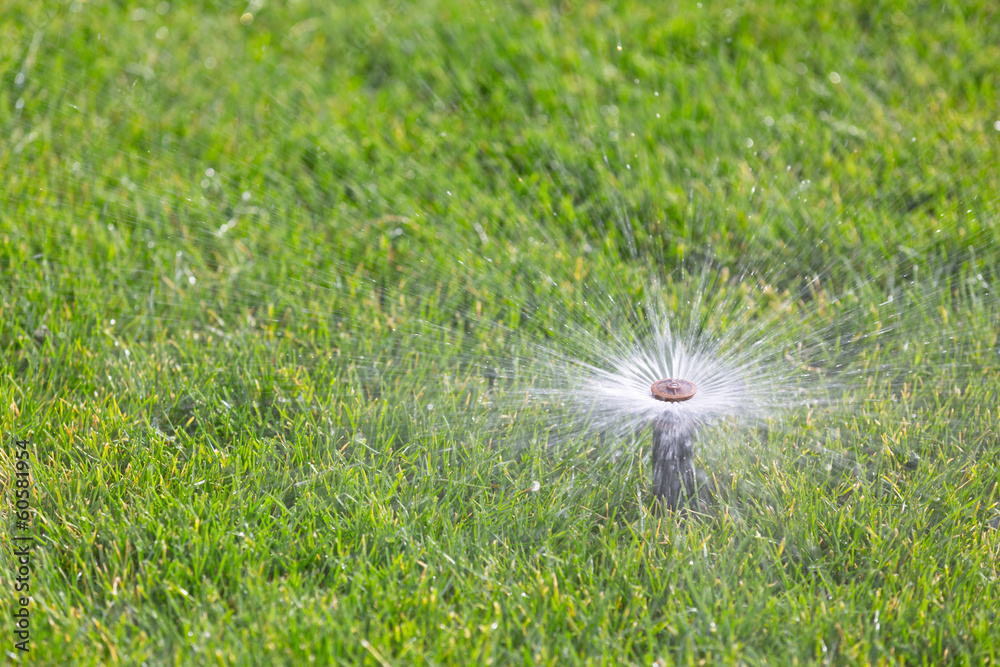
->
[[2, 1, 999, 664]]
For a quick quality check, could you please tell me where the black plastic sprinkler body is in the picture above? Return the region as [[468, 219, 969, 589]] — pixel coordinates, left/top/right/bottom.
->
[[650, 379, 699, 511]]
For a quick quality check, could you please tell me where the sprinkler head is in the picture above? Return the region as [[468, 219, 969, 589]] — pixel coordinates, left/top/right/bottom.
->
[[651, 378, 698, 403]]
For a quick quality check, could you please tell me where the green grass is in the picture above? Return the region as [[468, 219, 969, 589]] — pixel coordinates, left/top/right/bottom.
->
[[2, 1, 1000, 664]]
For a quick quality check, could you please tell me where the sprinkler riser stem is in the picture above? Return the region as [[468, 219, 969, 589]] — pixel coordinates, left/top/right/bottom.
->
[[650, 412, 698, 512]]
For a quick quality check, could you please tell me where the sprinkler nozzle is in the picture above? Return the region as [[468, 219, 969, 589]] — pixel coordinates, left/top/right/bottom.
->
[[651, 378, 697, 403]]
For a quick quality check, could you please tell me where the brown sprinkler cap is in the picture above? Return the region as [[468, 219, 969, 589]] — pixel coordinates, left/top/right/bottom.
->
[[650, 378, 698, 403]]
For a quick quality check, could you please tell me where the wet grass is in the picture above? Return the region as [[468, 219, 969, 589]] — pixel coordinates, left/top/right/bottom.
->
[[2, 0, 1000, 664]]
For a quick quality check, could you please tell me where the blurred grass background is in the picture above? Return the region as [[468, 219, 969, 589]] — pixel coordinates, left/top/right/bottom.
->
[[1, 1, 999, 664]]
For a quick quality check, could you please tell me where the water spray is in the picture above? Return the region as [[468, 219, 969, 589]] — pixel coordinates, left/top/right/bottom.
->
[[649, 378, 699, 511]]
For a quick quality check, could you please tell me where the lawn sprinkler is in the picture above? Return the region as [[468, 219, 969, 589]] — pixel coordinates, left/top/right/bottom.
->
[[650, 378, 699, 511]]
